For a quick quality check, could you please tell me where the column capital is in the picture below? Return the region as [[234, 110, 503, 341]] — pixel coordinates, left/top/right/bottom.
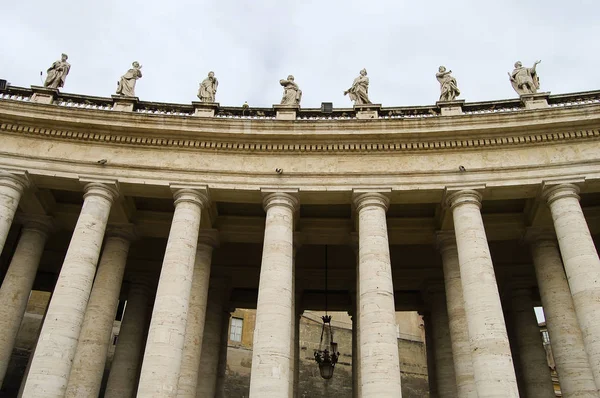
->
[[106, 223, 138, 242], [435, 230, 456, 252], [198, 228, 219, 248], [0, 169, 30, 193], [16, 214, 55, 237], [541, 182, 581, 206], [171, 185, 211, 208], [445, 188, 484, 210], [523, 227, 557, 247], [261, 190, 299, 213], [82, 180, 120, 203], [352, 189, 391, 212]]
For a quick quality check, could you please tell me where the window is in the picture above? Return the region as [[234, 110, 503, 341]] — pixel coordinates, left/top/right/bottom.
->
[[230, 317, 243, 342]]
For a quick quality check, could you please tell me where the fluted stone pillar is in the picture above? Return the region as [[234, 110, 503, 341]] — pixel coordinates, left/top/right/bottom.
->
[[0, 170, 29, 256], [426, 282, 458, 398], [353, 191, 402, 397], [446, 188, 519, 397], [65, 224, 136, 398], [196, 280, 228, 398], [543, 182, 600, 390], [177, 229, 218, 398], [137, 187, 209, 397], [104, 277, 153, 398], [0, 216, 52, 387], [527, 229, 598, 397], [509, 286, 556, 397], [22, 181, 119, 398], [437, 232, 477, 398], [215, 310, 231, 398], [249, 191, 298, 398]]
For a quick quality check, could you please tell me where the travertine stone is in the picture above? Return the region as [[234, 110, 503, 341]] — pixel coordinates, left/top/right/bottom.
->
[[354, 103, 381, 120], [509, 60, 541, 95], [436, 100, 465, 116], [424, 313, 439, 398], [436, 66, 460, 102], [116, 61, 142, 97], [137, 187, 209, 397], [177, 229, 219, 398], [509, 286, 556, 397], [527, 229, 598, 398], [437, 232, 477, 398], [196, 279, 229, 398], [543, 182, 600, 391], [215, 310, 231, 398], [274, 104, 299, 120], [104, 277, 153, 398], [0, 170, 29, 256], [0, 216, 52, 387], [65, 224, 136, 398], [446, 188, 519, 398], [249, 191, 298, 398], [344, 69, 371, 104], [192, 101, 219, 117], [198, 71, 218, 103], [352, 191, 403, 397], [43, 53, 70, 89], [279, 75, 302, 105], [521, 92, 550, 109], [22, 181, 119, 398], [111, 95, 138, 112], [30, 86, 59, 104], [426, 282, 458, 398]]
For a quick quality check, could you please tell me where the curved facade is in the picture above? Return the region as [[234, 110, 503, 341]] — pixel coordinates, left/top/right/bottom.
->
[[0, 85, 600, 397]]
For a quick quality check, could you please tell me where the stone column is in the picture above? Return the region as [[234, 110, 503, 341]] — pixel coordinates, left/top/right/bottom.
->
[[293, 304, 302, 398], [446, 188, 519, 397], [543, 182, 600, 390], [137, 187, 209, 397], [509, 285, 556, 397], [351, 311, 358, 398], [437, 232, 477, 398], [423, 312, 439, 398], [527, 229, 598, 397], [177, 229, 218, 398], [215, 310, 231, 398], [0, 216, 52, 387], [196, 279, 228, 398], [249, 191, 298, 398], [64, 224, 136, 398], [426, 282, 458, 398], [0, 170, 29, 257], [104, 276, 153, 398], [22, 181, 119, 398], [353, 191, 402, 397]]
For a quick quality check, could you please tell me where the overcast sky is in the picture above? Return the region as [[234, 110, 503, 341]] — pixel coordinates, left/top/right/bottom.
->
[[3, 1, 599, 108]]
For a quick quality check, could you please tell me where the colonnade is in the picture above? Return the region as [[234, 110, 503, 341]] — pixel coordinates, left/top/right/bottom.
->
[[0, 169, 599, 397]]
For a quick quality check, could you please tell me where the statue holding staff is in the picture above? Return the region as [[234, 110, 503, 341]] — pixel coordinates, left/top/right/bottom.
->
[[44, 53, 71, 89], [198, 71, 218, 102], [279, 75, 302, 105], [436, 66, 460, 102], [344, 69, 371, 105], [116, 61, 143, 97], [509, 60, 541, 95]]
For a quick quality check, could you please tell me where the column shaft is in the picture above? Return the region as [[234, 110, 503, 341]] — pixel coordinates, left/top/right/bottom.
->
[[215, 311, 231, 398], [0, 218, 51, 387], [529, 233, 598, 398], [447, 189, 519, 397], [438, 234, 477, 397], [104, 279, 152, 398], [22, 182, 118, 398], [544, 183, 600, 390], [65, 227, 134, 397], [0, 170, 29, 256], [424, 313, 439, 398], [354, 192, 402, 396], [137, 188, 207, 397], [249, 192, 298, 398], [177, 233, 217, 398]]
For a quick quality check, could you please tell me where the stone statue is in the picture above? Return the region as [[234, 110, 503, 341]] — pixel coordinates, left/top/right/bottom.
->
[[344, 69, 371, 105], [116, 61, 143, 97], [44, 53, 71, 89], [436, 66, 460, 102], [279, 75, 302, 105], [198, 71, 218, 102], [509, 60, 541, 95]]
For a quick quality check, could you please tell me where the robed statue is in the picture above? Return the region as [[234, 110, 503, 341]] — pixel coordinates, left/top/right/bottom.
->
[[116, 61, 143, 97], [44, 53, 71, 89], [436, 66, 460, 102], [509, 60, 541, 95], [198, 71, 218, 102], [279, 75, 302, 105], [344, 69, 371, 105]]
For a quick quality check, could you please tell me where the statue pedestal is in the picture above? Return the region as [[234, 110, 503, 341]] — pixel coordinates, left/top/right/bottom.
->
[[112, 95, 138, 112], [273, 104, 299, 121], [520, 92, 550, 110], [31, 86, 58, 104], [436, 100, 464, 116], [192, 102, 219, 118], [354, 104, 381, 120]]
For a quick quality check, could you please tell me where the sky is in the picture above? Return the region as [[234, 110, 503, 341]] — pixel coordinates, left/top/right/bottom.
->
[[2, 1, 599, 108]]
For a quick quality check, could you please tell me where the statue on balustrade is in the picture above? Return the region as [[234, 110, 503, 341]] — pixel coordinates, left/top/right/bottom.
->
[[279, 75, 302, 105], [436, 66, 460, 102], [509, 60, 541, 95], [344, 68, 371, 105], [198, 71, 218, 102], [116, 61, 143, 97], [44, 53, 71, 89]]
